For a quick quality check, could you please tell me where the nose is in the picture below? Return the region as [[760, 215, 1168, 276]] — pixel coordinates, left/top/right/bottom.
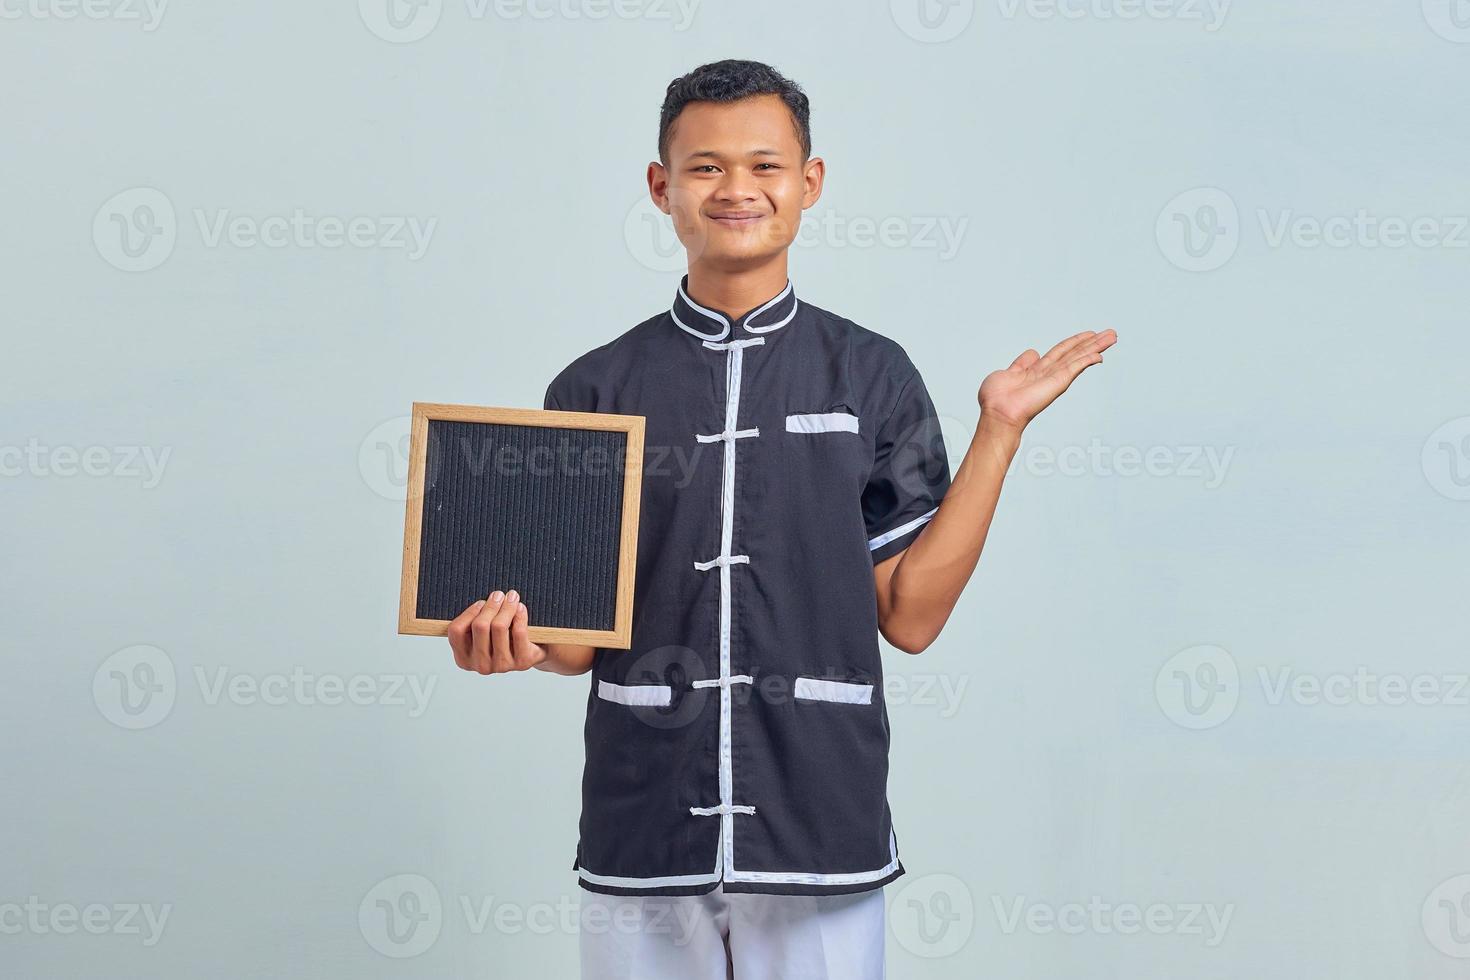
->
[[711, 166, 759, 205]]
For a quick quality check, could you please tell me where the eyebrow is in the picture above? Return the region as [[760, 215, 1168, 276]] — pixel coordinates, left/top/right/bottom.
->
[[685, 148, 784, 160]]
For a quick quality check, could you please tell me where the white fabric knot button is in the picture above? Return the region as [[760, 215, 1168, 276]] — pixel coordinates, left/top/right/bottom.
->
[[689, 803, 756, 817], [693, 554, 750, 571], [696, 427, 759, 444]]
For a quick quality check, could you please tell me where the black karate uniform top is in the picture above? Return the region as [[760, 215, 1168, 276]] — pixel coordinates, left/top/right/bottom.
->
[[543, 275, 952, 897]]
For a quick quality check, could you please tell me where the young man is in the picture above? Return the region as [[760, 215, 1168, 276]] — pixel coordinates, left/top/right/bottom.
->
[[446, 60, 1116, 979]]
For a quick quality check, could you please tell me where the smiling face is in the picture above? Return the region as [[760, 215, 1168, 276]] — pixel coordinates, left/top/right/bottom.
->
[[650, 94, 824, 273]]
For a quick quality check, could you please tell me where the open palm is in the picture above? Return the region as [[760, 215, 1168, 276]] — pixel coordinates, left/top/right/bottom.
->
[[978, 329, 1118, 429]]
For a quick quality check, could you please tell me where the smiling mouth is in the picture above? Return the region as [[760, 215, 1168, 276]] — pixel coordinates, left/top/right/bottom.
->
[[708, 213, 766, 228]]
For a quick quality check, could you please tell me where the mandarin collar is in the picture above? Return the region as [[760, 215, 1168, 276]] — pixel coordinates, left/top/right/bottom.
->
[[670, 274, 799, 343]]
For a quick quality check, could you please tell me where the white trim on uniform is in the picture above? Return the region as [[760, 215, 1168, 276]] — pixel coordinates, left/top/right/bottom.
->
[[672, 281, 732, 341], [597, 680, 673, 707], [786, 412, 860, 434], [671, 280, 797, 340], [794, 677, 874, 705], [578, 831, 902, 890], [868, 507, 939, 552], [684, 334, 766, 877], [742, 284, 798, 334], [725, 831, 901, 887], [578, 834, 724, 889]]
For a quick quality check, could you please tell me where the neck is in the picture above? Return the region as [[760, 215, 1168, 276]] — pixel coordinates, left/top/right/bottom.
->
[[685, 256, 790, 320]]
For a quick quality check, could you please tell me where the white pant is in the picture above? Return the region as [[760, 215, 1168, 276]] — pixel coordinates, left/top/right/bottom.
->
[[579, 882, 887, 980]]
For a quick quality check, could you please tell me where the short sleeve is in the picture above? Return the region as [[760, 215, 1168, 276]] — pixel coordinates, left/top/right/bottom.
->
[[544, 359, 596, 413], [861, 368, 951, 564]]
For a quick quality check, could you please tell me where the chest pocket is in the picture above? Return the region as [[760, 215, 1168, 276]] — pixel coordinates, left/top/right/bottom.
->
[[782, 399, 870, 502], [785, 407, 860, 435], [781, 401, 869, 497]]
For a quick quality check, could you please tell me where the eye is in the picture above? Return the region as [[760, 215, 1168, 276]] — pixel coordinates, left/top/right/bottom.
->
[[692, 165, 720, 174], [755, 163, 780, 171]]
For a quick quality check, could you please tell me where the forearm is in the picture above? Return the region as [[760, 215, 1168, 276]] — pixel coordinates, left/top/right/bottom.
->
[[879, 414, 1023, 652], [534, 643, 598, 675]]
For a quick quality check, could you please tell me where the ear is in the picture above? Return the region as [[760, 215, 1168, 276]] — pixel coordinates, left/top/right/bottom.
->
[[801, 156, 826, 210], [647, 161, 672, 215]]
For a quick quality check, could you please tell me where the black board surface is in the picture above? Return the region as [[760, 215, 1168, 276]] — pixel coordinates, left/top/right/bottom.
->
[[414, 419, 627, 630]]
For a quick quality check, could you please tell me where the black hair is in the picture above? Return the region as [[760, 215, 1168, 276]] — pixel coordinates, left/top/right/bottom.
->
[[658, 59, 811, 165]]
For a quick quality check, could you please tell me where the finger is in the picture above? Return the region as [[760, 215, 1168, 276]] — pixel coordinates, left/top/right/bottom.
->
[[1045, 329, 1117, 371], [1083, 329, 1118, 355], [447, 600, 485, 671], [1061, 351, 1105, 385], [488, 589, 520, 673], [1009, 349, 1040, 371], [470, 591, 505, 674], [1038, 331, 1095, 366], [510, 602, 545, 670]]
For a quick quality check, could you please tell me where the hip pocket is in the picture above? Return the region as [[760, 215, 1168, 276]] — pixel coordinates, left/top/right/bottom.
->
[[793, 676, 874, 705], [597, 680, 673, 707]]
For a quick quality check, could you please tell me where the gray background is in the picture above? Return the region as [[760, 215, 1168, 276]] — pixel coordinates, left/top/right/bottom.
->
[[4, 0, 1469, 976]]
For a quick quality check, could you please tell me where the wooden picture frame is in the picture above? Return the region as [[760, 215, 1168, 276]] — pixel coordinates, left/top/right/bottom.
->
[[398, 402, 644, 648]]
